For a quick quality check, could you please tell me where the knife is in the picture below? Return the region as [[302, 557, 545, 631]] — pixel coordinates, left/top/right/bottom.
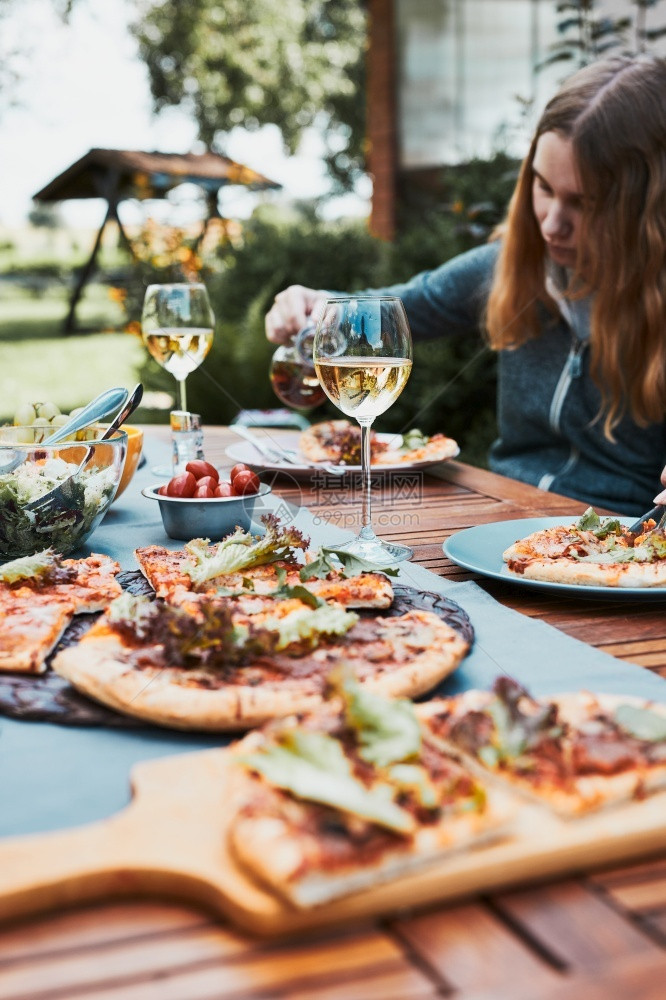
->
[[228, 424, 346, 476]]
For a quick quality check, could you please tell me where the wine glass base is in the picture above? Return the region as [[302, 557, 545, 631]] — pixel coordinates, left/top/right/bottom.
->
[[327, 536, 413, 565], [150, 464, 173, 478]]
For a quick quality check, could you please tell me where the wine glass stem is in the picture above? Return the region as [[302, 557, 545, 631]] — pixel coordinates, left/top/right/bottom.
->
[[177, 377, 187, 413], [358, 417, 377, 542]]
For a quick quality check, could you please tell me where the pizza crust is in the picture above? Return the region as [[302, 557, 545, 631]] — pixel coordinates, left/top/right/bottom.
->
[[423, 690, 666, 817], [506, 558, 666, 588], [502, 523, 666, 588], [134, 545, 394, 609], [229, 783, 512, 907], [0, 599, 73, 674], [52, 610, 469, 731]]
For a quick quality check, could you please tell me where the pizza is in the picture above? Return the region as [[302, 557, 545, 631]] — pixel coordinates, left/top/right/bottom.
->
[[0, 549, 122, 673], [227, 671, 513, 907], [51, 590, 470, 731], [299, 420, 459, 467], [135, 543, 393, 609], [422, 676, 666, 816], [502, 508, 666, 587]]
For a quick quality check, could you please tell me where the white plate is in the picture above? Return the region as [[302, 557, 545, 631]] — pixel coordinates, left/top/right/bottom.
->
[[226, 433, 458, 477], [443, 516, 666, 600]]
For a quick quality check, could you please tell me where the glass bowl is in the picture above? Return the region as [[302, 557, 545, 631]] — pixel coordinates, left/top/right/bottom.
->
[[0, 425, 127, 559], [142, 482, 273, 541]]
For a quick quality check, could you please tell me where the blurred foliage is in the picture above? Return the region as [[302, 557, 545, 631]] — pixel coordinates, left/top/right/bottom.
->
[[131, 0, 366, 194], [125, 153, 518, 468], [540, 0, 666, 70]]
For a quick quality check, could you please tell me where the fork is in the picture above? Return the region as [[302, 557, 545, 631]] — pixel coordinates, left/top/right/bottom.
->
[[628, 504, 666, 534], [229, 424, 346, 476]]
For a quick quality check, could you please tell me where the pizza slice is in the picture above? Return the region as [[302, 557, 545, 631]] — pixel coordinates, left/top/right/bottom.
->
[[0, 549, 122, 673], [422, 676, 666, 816], [0, 593, 74, 674], [503, 508, 666, 587], [299, 420, 458, 466], [135, 520, 394, 610], [227, 670, 514, 907], [52, 590, 469, 731]]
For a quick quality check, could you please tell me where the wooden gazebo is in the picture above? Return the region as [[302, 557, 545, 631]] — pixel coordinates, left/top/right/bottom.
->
[[33, 148, 281, 332]]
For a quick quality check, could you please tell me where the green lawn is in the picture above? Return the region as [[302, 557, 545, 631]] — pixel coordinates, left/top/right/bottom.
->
[[0, 280, 167, 423]]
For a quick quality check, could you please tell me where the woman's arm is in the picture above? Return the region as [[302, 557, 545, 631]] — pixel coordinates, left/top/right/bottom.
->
[[264, 243, 500, 344]]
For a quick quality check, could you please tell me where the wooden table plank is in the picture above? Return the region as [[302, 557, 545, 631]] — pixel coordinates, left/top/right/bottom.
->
[[492, 881, 659, 970], [464, 952, 666, 1000], [0, 920, 430, 1000], [4, 426, 666, 1000], [389, 902, 563, 998]]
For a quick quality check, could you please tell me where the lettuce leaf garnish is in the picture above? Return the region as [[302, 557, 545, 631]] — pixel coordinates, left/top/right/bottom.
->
[[254, 604, 358, 652], [399, 428, 429, 452], [575, 507, 623, 539], [184, 514, 309, 586], [0, 548, 58, 584], [300, 547, 399, 581], [615, 704, 666, 742], [240, 730, 416, 834], [334, 669, 421, 767]]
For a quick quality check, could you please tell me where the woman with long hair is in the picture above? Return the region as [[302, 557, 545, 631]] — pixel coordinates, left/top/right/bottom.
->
[[265, 56, 666, 515]]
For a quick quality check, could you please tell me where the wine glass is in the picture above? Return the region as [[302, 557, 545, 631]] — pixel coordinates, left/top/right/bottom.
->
[[141, 283, 215, 414], [313, 296, 413, 563]]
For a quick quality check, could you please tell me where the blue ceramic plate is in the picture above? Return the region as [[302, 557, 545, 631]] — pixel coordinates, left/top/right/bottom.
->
[[443, 515, 666, 600]]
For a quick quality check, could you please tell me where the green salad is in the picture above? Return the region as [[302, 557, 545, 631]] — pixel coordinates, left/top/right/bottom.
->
[[0, 457, 117, 558]]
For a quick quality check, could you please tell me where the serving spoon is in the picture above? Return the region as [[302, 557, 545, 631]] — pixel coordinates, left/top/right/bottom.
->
[[24, 384, 144, 516], [41, 386, 129, 446]]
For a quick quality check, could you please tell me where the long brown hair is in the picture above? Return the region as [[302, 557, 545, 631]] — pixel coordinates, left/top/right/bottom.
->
[[486, 55, 666, 436]]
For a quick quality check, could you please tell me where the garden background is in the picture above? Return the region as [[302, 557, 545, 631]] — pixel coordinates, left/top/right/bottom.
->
[[1, 0, 663, 469]]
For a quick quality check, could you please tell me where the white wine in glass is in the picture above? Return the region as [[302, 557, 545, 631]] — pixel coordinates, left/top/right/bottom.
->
[[314, 296, 413, 563], [141, 283, 215, 413]]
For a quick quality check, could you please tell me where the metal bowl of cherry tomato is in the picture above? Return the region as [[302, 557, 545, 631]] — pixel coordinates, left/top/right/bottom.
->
[[141, 461, 272, 541]]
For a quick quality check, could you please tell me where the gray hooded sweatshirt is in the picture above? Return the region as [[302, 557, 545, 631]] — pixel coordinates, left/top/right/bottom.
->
[[377, 242, 666, 516]]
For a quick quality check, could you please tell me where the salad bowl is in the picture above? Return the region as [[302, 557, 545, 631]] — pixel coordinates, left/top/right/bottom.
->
[[0, 425, 126, 559]]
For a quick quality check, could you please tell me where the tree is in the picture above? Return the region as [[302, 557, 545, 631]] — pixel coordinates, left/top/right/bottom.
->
[[0, 0, 79, 115], [541, 0, 666, 70], [131, 0, 366, 194]]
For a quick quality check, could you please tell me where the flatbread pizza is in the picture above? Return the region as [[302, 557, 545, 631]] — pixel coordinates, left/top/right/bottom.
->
[[52, 590, 470, 731], [299, 420, 459, 467], [423, 676, 666, 816], [228, 671, 514, 906], [502, 508, 666, 587], [0, 549, 122, 673]]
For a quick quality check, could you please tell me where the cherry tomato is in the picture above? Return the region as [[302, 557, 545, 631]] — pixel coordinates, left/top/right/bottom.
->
[[193, 484, 214, 498], [230, 463, 250, 480], [232, 469, 261, 495], [195, 475, 217, 491], [186, 460, 219, 482], [214, 481, 233, 497], [166, 472, 196, 498]]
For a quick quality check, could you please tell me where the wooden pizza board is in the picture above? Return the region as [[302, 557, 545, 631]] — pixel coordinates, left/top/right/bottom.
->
[[1, 745, 666, 936]]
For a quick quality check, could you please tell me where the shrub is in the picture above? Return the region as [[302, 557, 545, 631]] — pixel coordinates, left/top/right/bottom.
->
[[131, 152, 517, 466]]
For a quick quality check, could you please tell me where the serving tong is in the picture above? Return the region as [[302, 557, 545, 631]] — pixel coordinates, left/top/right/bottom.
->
[[24, 384, 144, 517], [229, 424, 346, 476]]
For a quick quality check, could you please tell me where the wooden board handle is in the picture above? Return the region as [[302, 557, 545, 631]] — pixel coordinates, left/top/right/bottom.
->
[[0, 812, 153, 923]]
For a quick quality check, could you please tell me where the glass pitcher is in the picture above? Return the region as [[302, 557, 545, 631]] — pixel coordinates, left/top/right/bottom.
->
[[269, 323, 327, 410]]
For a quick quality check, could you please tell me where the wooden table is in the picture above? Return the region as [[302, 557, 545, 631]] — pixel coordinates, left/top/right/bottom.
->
[[4, 428, 666, 1000]]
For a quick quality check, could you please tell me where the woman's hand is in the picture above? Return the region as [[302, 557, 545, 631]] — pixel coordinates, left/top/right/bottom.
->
[[265, 285, 327, 344]]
